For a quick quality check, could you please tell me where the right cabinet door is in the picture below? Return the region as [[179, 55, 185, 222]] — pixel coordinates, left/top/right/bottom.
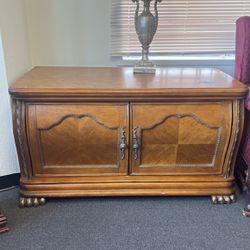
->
[[130, 102, 232, 175]]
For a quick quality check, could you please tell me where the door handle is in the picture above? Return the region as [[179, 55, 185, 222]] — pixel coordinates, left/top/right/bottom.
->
[[133, 127, 139, 160], [120, 127, 127, 160]]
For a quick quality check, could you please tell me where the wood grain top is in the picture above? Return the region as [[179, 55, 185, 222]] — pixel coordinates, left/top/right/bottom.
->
[[9, 67, 248, 98]]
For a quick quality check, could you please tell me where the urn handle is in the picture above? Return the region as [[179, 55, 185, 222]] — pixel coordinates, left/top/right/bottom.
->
[[154, 0, 161, 34], [132, 0, 140, 23]]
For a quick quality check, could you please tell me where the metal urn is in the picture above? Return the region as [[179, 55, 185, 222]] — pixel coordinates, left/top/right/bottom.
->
[[132, 0, 161, 74]]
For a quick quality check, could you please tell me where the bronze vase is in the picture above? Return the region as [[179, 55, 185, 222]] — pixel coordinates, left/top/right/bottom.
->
[[132, 0, 161, 74]]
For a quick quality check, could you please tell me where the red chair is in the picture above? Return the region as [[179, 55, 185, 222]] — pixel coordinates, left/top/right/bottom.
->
[[235, 16, 250, 216]]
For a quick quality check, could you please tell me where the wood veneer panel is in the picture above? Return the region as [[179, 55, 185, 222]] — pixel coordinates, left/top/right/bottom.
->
[[27, 103, 129, 176], [130, 102, 232, 175]]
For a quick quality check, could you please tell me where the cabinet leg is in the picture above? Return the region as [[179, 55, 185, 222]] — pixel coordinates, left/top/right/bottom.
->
[[211, 195, 236, 204], [19, 197, 46, 208]]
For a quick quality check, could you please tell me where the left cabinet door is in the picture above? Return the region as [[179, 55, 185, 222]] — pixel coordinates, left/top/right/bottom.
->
[[26, 103, 129, 176]]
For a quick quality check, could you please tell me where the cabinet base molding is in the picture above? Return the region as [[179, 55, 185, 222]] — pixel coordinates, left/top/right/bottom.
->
[[211, 195, 236, 204], [19, 182, 236, 207], [19, 179, 235, 201], [19, 197, 46, 208]]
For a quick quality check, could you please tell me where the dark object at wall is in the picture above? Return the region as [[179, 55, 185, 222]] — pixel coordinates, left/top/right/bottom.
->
[[0, 173, 20, 190]]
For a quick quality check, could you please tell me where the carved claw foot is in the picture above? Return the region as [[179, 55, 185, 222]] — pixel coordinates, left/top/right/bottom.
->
[[211, 195, 236, 204], [243, 205, 250, 217], [19, 197, 46, 208]]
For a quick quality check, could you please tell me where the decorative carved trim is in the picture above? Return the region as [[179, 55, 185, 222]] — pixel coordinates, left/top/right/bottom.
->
[[226, 100, 241, 178], [139, 113, 221, 168], [143, 113, 220, 131], [16, 100, 28, 176], [38, 114, 118, 131]]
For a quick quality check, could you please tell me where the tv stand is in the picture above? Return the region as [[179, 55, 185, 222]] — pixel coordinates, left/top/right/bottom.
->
[[9, 67, 248, 207]]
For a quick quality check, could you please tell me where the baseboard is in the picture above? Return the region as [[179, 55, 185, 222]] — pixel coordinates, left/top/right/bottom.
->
[[0, 173, 20, 190]]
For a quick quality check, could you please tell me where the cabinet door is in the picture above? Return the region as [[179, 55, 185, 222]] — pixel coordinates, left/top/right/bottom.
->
[[130, 102, 232, 175], [27, 104, 129, 176]]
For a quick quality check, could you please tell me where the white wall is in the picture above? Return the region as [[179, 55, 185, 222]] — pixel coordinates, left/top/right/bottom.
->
[[25, 0, 112, 67], [0, 0, 31, 85], [0, 35, 20, 177], [0, 0, 31, 176]]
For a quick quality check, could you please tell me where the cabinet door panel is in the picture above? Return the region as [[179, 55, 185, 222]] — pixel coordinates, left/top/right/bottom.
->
[[130, 102, 232, 175], [27, 104, 129, 176]]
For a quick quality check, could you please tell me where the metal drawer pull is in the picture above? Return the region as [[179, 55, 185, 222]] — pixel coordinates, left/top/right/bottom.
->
[[120, 127, 126, 160], [133, 127, 139, 160]]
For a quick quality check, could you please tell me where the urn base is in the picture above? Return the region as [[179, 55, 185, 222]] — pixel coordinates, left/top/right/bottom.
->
[[133, 60, 156, 74]]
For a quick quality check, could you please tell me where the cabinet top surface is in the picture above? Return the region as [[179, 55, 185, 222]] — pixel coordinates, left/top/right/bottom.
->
[[9, 67, 248, 98]]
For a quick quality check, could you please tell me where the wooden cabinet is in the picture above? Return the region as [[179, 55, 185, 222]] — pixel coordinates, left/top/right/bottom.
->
[[9, 67, 248, 207]]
